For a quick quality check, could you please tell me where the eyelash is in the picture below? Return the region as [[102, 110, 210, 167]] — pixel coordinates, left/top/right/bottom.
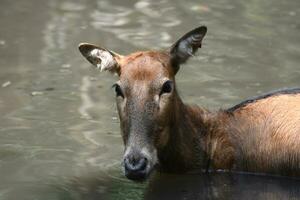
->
[[160, 80, 173, 96], [112, 81, 173, 98], [113, 84, 124, 98]]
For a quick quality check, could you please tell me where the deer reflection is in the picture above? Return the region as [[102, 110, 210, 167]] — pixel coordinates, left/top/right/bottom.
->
[[144, 172, 300, 200]]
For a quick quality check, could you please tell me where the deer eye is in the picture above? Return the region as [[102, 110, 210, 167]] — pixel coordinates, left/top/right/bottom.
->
[[113, 84, 124, 98], [160, 80, 173, 96]]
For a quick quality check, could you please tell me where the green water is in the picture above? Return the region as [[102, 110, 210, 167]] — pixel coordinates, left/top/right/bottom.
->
[[0, 0, 299, 199]]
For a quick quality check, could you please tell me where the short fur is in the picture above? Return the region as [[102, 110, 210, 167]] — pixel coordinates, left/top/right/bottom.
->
[[79, 26, 300, 179], [227, 88, 300, 112]]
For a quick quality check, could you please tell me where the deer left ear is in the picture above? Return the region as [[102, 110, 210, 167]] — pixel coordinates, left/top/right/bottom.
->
[[169, 26, 207, 72], [78, 43, 122, 74]]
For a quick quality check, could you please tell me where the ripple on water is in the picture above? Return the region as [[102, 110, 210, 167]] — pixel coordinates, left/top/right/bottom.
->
[[90, 0, 181, 48], [1, 0, 300, 199], [59, 2, 86, 12]]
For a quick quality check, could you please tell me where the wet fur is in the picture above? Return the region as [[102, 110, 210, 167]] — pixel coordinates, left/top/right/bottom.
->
[[170, 90, 300, 176], [79, 26, 300, 177], [119, 53, 300, 177], [225, 92, 300, 176]]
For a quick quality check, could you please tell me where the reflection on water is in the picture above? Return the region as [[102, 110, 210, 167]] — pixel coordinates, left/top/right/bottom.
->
[[145, 173, 300, 200], [0, 0, 299, 199], [90, 0, 181, 48]]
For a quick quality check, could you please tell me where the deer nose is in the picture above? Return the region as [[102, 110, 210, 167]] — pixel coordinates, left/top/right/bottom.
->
[[124, 155, 148, 181]]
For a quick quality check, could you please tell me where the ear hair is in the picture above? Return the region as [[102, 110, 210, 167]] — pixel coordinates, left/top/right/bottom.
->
[[78, 43, 122, 74], [170, 26, 207, 73]]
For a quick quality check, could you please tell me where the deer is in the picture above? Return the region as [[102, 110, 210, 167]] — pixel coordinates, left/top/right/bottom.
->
[[78, 26, 300, 181]]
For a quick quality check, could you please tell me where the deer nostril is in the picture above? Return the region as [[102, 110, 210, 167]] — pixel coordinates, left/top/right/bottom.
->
[[138, 157, 147, 171], [124, 156, 148, 172], [124, 155, 151, 181]]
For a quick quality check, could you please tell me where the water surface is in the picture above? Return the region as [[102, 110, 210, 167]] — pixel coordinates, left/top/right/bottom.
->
[[0, 0, 299, 199]]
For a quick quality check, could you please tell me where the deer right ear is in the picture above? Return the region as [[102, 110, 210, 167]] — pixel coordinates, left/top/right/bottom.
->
[[169, 26, 207, 73], [78, 43, 122, 74]]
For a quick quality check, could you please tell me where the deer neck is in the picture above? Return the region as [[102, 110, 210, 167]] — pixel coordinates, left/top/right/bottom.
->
[[157, 91, 212, 172]]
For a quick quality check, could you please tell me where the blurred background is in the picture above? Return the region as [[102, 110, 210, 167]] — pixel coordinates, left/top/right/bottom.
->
[[0, 0, 299, 199]]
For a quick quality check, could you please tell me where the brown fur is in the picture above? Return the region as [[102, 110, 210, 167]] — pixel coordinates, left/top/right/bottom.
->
[[78, 36, 300, 178], [223, 94, 300, 176], [116, 52, 300, 177]]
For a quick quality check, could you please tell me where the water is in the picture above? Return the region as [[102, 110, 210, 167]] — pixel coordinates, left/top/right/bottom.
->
[[0, 0, 299, 199]]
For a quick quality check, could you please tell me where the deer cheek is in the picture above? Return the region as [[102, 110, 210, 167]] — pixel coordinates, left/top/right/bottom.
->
[[116, 97, 127, 119], [155, 127, 170, 148]]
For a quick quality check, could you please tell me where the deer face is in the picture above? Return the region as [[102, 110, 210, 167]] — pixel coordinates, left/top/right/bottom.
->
[[78, 26, 207, 181]]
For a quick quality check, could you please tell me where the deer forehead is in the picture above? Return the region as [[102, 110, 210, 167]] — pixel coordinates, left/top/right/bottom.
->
[[119, 51, 172, 82]]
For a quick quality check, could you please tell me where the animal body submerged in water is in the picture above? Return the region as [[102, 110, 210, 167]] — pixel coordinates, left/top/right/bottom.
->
[[78, 26, 300, 181]]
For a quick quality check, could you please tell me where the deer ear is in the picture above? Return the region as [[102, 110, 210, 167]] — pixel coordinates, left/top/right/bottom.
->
[[170, 26, 207, 71], [78, 43, 122, 74]]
